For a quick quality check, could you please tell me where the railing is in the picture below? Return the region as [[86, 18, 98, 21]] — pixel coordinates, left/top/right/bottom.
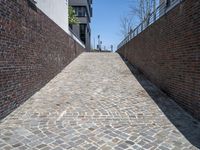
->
[[117, 0, 182, 49]]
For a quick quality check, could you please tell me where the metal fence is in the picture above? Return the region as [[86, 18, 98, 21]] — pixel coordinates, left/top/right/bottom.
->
[[117, 0, 182, 49]]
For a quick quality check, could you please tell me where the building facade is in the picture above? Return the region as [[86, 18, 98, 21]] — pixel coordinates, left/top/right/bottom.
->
[[35, 0, 69, 34], [35, 0, 85, 47], [69, 0, 93, 51]]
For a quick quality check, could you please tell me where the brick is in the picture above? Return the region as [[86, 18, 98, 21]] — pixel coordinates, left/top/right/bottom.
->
[[117, 0, 200, 120], [0, 0, 85, 119]]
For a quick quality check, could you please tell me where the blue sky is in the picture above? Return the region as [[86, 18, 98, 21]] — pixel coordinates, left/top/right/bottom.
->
[[91, 0, 138, 51]]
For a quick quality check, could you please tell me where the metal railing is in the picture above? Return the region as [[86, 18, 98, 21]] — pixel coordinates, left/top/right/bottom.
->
[[117, 0, 182, 49]]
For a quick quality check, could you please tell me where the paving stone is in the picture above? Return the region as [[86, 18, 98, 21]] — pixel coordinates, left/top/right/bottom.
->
[[41, 146, 53, 150], [52, 147, 63, 150], [36, 144, 47, 149], [18, 146, 29, 150], [12, 143, 23, 148], [118, 143, 129, 149], [125, 140, 135, 145], [100, 145, 112, 150], [88, 146, 98, 150], [0, 53, 199, 150]]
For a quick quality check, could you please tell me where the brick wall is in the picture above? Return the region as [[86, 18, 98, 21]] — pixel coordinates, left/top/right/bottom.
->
[[0, 0, 85, 119], [117, 0, 200, 120]]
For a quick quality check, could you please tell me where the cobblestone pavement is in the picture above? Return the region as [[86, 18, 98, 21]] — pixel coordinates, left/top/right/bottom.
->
[[0, 53, 200, 150]]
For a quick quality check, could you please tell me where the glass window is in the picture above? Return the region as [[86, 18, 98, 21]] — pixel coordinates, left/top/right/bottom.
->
[[80, 24, 87, 44], [73, 6, 87, 17]]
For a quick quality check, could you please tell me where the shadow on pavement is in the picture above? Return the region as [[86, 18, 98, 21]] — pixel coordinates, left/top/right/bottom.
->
[[122, 58, 200, 149]]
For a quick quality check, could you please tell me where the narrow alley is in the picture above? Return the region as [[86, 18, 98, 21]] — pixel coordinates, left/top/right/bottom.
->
[[0, 53, 199, 150]]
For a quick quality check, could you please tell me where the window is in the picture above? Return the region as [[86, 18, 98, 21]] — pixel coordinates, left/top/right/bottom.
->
[[73, 6, 87, 17], [79, 24, 87, 44]]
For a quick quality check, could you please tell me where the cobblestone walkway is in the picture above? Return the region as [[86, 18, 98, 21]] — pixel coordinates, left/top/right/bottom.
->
[[0, 53, 200, 150]]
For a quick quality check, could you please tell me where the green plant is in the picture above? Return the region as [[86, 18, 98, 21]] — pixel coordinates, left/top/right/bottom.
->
[[68, 6, 79, 25]]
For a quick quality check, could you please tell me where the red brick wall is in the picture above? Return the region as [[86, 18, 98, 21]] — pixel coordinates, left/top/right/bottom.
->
[[117, 0, 200, 120], [0, 0, 85, 119]]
